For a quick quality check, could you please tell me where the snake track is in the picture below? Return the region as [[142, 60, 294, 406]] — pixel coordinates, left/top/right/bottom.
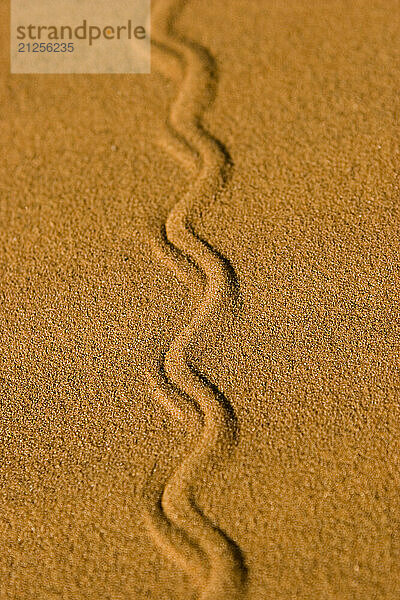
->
[[143, 1, 247, 598]]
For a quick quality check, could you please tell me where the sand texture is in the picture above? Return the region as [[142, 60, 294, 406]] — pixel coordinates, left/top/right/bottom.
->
[[1, 0, 400, 599]]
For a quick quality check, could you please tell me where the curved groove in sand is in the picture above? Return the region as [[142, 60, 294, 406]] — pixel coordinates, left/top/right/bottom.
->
[[144, 1, 247, 598]]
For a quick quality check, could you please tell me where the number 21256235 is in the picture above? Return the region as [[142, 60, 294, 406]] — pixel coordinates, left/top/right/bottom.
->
[[18, 42, 75, 52]]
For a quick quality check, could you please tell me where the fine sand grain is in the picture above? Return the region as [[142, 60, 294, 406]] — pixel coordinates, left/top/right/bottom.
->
[[1, 1, 400, 599]]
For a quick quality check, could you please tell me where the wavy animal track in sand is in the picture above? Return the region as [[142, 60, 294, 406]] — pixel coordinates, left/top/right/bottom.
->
[[143, 1, 247, 598]]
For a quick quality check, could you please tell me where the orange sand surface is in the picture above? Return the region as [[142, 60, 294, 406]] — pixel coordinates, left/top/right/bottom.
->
[[1, 1, 400, 599]]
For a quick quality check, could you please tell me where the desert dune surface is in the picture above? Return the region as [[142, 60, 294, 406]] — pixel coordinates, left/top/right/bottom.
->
[[1, 1, 400, 599]]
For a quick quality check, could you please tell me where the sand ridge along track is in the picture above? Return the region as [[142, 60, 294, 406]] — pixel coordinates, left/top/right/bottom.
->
[[143, 0, 247, 598]]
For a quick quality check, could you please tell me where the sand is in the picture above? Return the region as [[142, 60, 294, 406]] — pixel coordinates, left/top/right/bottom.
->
[[1, 0, 400, 598]]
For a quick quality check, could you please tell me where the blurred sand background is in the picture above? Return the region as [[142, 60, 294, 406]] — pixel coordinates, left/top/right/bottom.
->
[[1, 1, 400, 598]]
